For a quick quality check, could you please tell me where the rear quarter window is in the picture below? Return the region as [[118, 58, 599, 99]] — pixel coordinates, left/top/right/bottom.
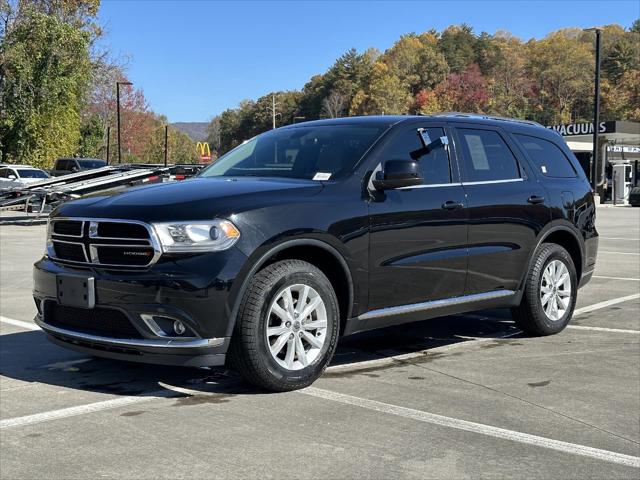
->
[[513, 134, 577, 178]]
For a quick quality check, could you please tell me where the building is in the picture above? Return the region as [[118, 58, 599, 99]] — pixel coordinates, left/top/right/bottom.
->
[[546, 120, 640, 202]]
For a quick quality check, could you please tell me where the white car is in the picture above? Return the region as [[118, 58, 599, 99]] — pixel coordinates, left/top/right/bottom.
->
[[0, 165, 50, 189]]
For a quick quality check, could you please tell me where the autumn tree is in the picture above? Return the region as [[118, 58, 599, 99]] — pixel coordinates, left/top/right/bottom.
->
[[527, 30, 593, 124], [380, 33, 449, 95]]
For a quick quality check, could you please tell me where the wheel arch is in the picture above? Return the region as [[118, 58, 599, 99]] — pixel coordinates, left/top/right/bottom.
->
[[520, 224, 584, 290], [225, 238, 355, 338]]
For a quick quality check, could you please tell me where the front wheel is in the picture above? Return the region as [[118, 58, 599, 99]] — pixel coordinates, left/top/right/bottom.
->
[[228, 260, 340, 391], [511, 243, 577, 336]]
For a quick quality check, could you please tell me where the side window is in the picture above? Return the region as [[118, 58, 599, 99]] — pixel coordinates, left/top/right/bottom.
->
[[0, 169, 8, 178], [383, 127, 451, 185], [513, 134, 577, 178], [56, 160, 68, 170], [457, 128, 520, 182]]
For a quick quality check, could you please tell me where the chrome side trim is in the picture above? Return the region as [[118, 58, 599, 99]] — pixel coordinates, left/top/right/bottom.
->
[[35, 316, 224, 349], [398, 182, 462, 190], [462, 178, 523, 186], [358, 289, 516, 321], [395, 178, 524, 190]]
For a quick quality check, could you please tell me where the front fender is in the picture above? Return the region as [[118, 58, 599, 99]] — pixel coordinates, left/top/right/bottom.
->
[[222, 234, 356, 338]]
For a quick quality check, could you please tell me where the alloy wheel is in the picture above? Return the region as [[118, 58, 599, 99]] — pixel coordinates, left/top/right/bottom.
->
[[540, 259, 572, 321], [266, 284, 328, 370]]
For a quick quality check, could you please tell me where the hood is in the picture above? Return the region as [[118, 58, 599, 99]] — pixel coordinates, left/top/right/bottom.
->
[[56, 177, 324, 222]]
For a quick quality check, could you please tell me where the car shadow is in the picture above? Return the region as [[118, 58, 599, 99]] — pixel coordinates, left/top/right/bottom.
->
[[0, 310, 520, 400]]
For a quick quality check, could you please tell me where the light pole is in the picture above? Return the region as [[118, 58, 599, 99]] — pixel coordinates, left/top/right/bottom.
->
[[584, 27, 603, 191], [105, 126, 110, 164], [116, 81, 132, 164]]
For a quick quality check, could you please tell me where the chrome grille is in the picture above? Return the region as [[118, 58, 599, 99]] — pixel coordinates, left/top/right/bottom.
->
[[49, 218, 160, 268]]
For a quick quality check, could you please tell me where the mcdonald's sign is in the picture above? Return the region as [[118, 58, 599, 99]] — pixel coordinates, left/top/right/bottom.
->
[[196, 142, 211, 163]]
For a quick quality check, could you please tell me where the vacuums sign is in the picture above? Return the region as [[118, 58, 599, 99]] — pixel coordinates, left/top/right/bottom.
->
[[546, 121, 610, 136]]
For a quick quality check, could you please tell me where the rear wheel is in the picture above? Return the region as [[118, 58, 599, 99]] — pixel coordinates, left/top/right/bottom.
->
[[511, 243, 577, 336], [228, 260, 340, 391]]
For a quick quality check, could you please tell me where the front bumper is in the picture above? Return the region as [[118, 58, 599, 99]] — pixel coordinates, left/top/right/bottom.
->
[[33, 248, 248, 367]]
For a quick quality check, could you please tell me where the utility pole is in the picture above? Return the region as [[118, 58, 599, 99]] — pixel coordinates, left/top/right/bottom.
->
[[105, 126, 110, 164], [584, 27, 603, 192], [266, 93, 281, 129], [116, 81, 132, 164], [164, 125, 168, 167]]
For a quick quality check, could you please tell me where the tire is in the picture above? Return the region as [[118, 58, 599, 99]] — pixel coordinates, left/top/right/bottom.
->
[[511, 243, 577, 336], [227, 259, 340, 391]]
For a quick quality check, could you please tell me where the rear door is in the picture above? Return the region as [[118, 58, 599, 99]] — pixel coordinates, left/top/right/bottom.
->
[[368, 122, 468, 311], [451, 124, 549, 295]]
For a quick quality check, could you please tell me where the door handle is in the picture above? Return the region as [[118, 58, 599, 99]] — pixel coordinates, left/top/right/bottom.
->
[[442, 200, 464, 210], [527, 195, 545, 205]]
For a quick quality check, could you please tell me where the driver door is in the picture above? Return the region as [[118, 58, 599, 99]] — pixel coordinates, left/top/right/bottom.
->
[[367, 123, 468, 315]]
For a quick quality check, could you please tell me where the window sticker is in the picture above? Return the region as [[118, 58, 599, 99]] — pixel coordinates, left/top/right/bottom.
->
[[313, 172, 332, 181], [465, 134, 490, 170]]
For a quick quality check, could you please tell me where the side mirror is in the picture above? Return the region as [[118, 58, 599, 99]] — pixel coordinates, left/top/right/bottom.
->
[[71, 166, 79, 172], [372, 160, 423, 190], [7, 174, 17, 180]]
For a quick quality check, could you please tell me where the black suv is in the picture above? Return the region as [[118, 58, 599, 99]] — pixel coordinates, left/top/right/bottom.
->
[[51, 158, 107, 176], [33, 114, 598, 391]]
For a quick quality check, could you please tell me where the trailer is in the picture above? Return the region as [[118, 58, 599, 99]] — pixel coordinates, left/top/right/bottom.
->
[[0, 164, 178, 216]]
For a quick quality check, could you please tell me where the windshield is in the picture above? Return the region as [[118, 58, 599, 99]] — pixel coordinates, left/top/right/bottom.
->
[[199, 125, 386, 180], [17, 169, 48, 178], [78, 159, 107, 168]]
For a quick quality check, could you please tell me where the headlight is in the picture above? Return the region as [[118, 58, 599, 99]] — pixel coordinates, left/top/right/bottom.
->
[[152, 220, 240, 253], [45, 219, 53, 255]]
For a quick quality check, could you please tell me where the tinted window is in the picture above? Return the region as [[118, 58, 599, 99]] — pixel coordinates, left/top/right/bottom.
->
[[77, 159, 107, 169], [513, 134, 577, 178], [382, 127, 451, 184], [0, 169, 8, 178], [17, 169, 48, 178], [200, 125, 386, 180], [56, 160, 70, 170], [457, 129, 520, 182]]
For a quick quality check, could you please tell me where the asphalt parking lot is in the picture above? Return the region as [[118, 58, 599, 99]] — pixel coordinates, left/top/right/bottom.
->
[[1, 207, 639, 479]]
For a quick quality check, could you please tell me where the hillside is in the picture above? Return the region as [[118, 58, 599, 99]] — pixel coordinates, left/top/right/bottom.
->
[[171, 122, 209, 142]]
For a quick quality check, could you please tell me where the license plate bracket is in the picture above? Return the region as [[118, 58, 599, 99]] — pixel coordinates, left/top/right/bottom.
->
[[56, 275, 95, 309]]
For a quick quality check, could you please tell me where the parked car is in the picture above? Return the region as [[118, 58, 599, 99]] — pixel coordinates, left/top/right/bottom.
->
[[34, 114, 598, 391], [0, 165, 49, 188], [50, 158, 107, 176]]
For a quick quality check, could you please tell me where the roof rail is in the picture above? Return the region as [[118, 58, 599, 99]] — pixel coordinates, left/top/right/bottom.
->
[[426, 112, 543, 127]]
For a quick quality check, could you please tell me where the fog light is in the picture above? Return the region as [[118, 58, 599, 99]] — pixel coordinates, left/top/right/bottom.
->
[[173, 320, 186, 335]]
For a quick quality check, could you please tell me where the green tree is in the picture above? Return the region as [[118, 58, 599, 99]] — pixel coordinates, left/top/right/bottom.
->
[[77, 114, 104, 158], [438, 24, 477, 73], [0, 8, 92, 167]]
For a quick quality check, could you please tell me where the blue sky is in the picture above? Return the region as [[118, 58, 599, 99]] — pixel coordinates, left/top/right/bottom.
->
[[98, 0, 639, 122]]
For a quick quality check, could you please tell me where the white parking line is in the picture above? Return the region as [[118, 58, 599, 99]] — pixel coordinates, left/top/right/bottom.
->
[[573, 294, 640, 316], [567, 325, 639, 334], [599, 251, 640, 256], [593, 275, 640, 282], [0, 390, 174, 430], [0, 316, 39, 331], [599, 237, 640, 241], [300, 387, 640, 468]]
